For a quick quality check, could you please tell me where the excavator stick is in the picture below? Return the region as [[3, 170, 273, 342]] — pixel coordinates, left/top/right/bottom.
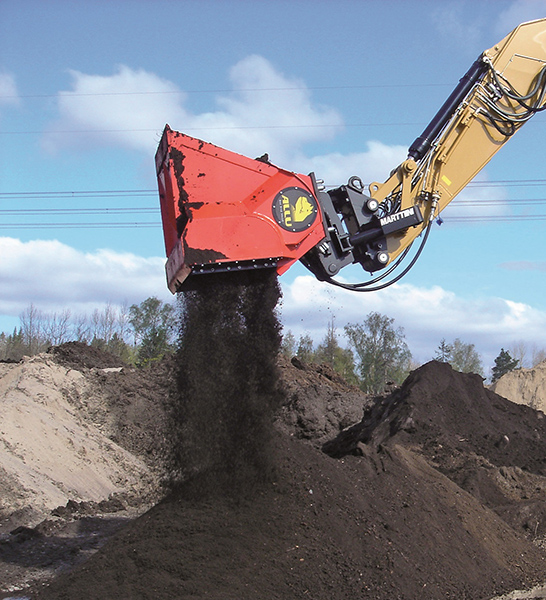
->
[[155, 126, 326, 292]]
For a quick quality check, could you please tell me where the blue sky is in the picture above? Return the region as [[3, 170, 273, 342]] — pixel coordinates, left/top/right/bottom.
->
[[1, 0, 546, 371]]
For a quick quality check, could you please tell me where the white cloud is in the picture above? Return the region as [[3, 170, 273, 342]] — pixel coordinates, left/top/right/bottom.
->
[[501, 260, 546, 272], [279, 273, 546, 368], [41, 57, 413, 185], [0, 72, 19, 109], [430, 4, 486, 54], [1, 235, 543, 372], [208, 55, 343, 163], [293, 140, 407, 189], [495, 1, 546, 36], [42, 65, 184, 153], [0, 237, 172, 318], [42, 56, 343, 164]]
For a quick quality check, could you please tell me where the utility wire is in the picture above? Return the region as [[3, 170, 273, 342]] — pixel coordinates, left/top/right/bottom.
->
[[0, 208, 157, 215], [2, 199, 546, 212], [0, 190, 155, 197], [3, 179, 546, 201], [0, 222, 159, 229], [0, 213, 544, 229], [0, 123, 422, 134], [2, 118, 543, 136], [0, 182, 545, 227], [0, 83, 452, 100]]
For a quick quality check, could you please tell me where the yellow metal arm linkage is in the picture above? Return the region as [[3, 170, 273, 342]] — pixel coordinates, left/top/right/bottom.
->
[[367, 18, 546, 265]]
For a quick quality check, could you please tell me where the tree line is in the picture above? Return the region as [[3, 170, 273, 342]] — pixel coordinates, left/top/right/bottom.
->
[[282, 312, 545, 394], [0, 297, 176, 365], [1, 300, 542, 390]]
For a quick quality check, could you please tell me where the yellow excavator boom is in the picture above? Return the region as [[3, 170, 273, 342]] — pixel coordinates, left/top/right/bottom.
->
[[369, 18, 546, 266]]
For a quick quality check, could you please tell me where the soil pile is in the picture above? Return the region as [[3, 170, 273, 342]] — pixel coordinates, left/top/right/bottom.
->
[[34, 358, 546, 600], [0, 346, 175, 597], [31, 433, 546, 600], [0, 354, 158, 528], [324, 361, 546, 538], [276, 356, 369, 444], [49, 342, 126, 370], [4, 284, 546, 599], [493, 361, 546, 413]]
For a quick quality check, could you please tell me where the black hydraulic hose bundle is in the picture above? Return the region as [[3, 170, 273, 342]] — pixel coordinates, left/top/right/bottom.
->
[[483, 62, 546, 136], [324, 219, 433, 292]]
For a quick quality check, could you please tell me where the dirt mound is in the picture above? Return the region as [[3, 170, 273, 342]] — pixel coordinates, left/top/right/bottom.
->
[[0, 337, 373, 598], [34, 433, 546, 600], [5, 333, 546, 598], [324, 361, 546, 539], [324, 361, 546, 470], [0, 355, 157, 530], [0, 348, 172, 596], [493, 361, 546, 413], [33, 359, 546, 600], [49, 341, 126, 370], [276, 356, 370, 443], [67, 355, 174, 472]]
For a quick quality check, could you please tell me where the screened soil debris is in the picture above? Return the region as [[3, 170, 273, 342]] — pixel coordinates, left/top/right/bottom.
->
[[169, 269, 284, 493], [1, 290, 546, 597]]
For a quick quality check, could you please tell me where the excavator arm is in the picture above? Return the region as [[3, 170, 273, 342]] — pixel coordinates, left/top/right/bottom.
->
[[156, 18, 546, 293]]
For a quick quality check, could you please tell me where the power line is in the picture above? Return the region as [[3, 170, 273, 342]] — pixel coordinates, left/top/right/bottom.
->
[[0, 212, 544, 230], [451, 198, 546, 206], [0, 222, 160, 229], [0, 122, 423, 135], [444, 214, 546, 222], [0, 218, 540, 230], [2, 199, 546, 213], [0, 183, 545, 228], [2, 118, 544, 136], [2, 179, 546, 201], [0, 190, 155, 198], [0, 208, 157, 215], [0, 82, 452, 101], [465, 179, 546, 188]]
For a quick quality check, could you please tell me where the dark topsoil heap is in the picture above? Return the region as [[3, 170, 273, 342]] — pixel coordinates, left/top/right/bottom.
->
[[29, 273, 546, 599], [50, 341, 127, 370]]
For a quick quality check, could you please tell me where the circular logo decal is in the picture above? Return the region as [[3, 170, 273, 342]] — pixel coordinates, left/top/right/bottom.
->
[[271, 187, 318, 232]]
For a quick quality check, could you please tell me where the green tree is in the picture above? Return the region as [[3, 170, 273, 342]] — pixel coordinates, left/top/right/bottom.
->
[[315, 319, 338, 366], [296, 334, 315, 363], [345, 312, 412, 394], [491, 348, 519, 383], [315, 318, 358, 384], [129, 297, 175, 364], [105, 332, 134, 363], [435, 338, 453, 362], [450, 338, 483, 376], [281, 330, 297, 358], [4, 328, 25, 361]]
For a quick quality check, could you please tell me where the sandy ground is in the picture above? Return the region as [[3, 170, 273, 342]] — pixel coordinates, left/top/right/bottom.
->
[[493, 361, 546, 413], [0, 356, 157, 526]]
